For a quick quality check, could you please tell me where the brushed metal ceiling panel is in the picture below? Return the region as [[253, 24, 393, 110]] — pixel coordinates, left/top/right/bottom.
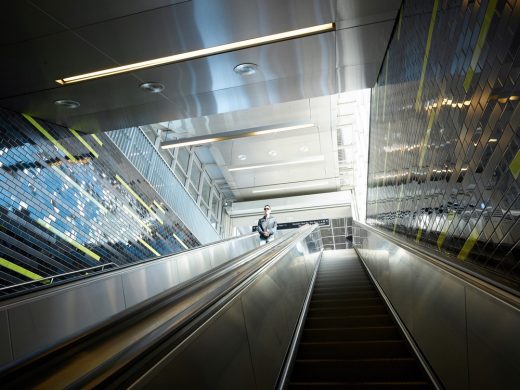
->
[[0, 1, 187, 46]]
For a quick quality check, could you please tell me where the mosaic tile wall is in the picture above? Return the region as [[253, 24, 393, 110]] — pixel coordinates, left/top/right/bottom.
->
[[0, 107, 200, 295], [367, 0, 520, 290]]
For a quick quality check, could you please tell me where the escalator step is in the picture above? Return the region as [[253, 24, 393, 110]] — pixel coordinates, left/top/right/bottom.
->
[[297, 340, 412, 360], [305, 314, 393, 328], [290, 358, 427, 382], [288, 381, 431, 389], [307, 305, 388, 317], [310, 298, 382, 309], [312, 291, 379, 300], [301, 326, 401, 343]]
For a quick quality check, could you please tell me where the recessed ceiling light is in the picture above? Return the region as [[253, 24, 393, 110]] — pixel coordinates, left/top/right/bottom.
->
[[237, 154, 247, 160], [299, 145, 309, 152], [268, 150, 277, 156], [56, 23, 335, 85], [139, 82, 165, 93], [234, 63, 258, 75], [54, 99, 80, 109]]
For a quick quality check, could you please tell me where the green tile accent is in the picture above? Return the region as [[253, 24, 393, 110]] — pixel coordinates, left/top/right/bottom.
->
[[463, 0, 497, 91], [0, 257, 43, 280], [70, 128, 99, 158], [22, 113, 76, 162], [509, 149, 520, 179], [37, 219, 100, 261], [415, 0, 439, 111]]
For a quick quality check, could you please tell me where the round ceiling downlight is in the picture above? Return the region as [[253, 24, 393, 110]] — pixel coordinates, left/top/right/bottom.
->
[[233, 63, 258, 76], [139, 82, 165, 93], [54, 99, 80, 109]]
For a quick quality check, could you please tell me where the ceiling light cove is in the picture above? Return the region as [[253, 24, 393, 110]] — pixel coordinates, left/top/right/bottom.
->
[[228, 155, 324, 171], [56, 23, 335, 85], [160, 123, 314, 149], [252, 181, 329, 193]]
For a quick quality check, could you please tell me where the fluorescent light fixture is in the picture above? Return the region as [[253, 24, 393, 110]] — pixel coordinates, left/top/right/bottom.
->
[[489, 138, 497, 142], [228, 155, 324, 171], [161, 123, 314, 149], [165, 137, 222, 148], [56, 23, 335, 85], [252, 181, 329, 193]]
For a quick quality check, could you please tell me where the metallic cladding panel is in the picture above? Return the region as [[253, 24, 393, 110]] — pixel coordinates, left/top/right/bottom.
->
[[121, 260, 180, 307], [367, 0, 520, 290], [0, 310, 12, 366], [241, 272, 290, 390], [466, 288, 520, 389], [355, 222, 520, 390], [139, 299, 257, 389], [8, 275, 125, 360]]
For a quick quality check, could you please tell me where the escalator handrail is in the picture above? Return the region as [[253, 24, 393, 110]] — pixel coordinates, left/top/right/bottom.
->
[[0, 225, 318, 388], [354, 221, 520, 310]]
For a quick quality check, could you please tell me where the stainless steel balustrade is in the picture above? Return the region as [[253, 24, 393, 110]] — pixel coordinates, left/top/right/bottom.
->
[[0, 232, 261, 366], [0, 225, 323, 389], [353, 221, 520, 390], [129, 225, 323, 389]]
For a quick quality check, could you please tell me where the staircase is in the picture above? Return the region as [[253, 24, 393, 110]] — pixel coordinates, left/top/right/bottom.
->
[[288, 250, 432, 388]]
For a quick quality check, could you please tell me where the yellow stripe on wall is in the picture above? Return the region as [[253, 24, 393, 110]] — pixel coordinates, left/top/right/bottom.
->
[[419, 110, 436, 169], [0, 257, 42, 280], [138, 239, 161, 257], [22, 113, 77, 162], [115, 175, 163, 224], [415, 0, 439, 111], [153, 200, 166, 214], [69, 128, 99, 158], [509, 149, 520, 179], [437, 211, 455, 249], [457, 228, 480, 260], [51, 166, 107, 213], [91, 134, 103, 146], [415, 228, 423, 242], [37, 219, 100, 261], [463, 0, 497, 91], [173, 233, 189, 250], [122, 205, 152, 233]]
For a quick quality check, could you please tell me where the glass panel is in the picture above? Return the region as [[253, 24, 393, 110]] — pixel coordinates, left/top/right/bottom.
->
[[201, 179, 211, 205], [211, 193, 219, 215], [174, 164, 187, 184], [190, 162, 202, 187], [177, 147, 190, 173], [188, 184, 198, 200]]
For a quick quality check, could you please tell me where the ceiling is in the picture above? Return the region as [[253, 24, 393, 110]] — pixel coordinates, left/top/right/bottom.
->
[[1, 0, 400, 202]]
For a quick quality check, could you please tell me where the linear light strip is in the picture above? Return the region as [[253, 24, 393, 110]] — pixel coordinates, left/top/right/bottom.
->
[[252, 181, 329, 193], [56, 23, 335, 85], [161, 123, 314, 149], [172, 233, 189, 250], [228, 155, 324, 172]]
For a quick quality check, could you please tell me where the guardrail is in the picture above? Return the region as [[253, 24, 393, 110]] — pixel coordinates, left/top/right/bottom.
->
[[352, 220, 520, 390]]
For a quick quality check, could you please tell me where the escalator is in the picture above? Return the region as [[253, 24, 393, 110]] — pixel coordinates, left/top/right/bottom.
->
[[288, 250, 433, 388]]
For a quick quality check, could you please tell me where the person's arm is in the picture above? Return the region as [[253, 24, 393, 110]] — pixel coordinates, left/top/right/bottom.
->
[[257, 218, 265, 235], [270, 218, 277, 236]]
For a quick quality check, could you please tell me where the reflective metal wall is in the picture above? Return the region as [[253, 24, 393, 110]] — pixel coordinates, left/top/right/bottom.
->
[[367, 0, 520, 289], [354, 222, 520, 389], [0, 233, 259, 367], [134, 228, 323, 389], [0, 107, 201, 294]]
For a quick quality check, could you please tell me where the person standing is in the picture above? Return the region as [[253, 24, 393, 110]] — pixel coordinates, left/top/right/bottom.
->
[[258, 205, 277, 245]]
